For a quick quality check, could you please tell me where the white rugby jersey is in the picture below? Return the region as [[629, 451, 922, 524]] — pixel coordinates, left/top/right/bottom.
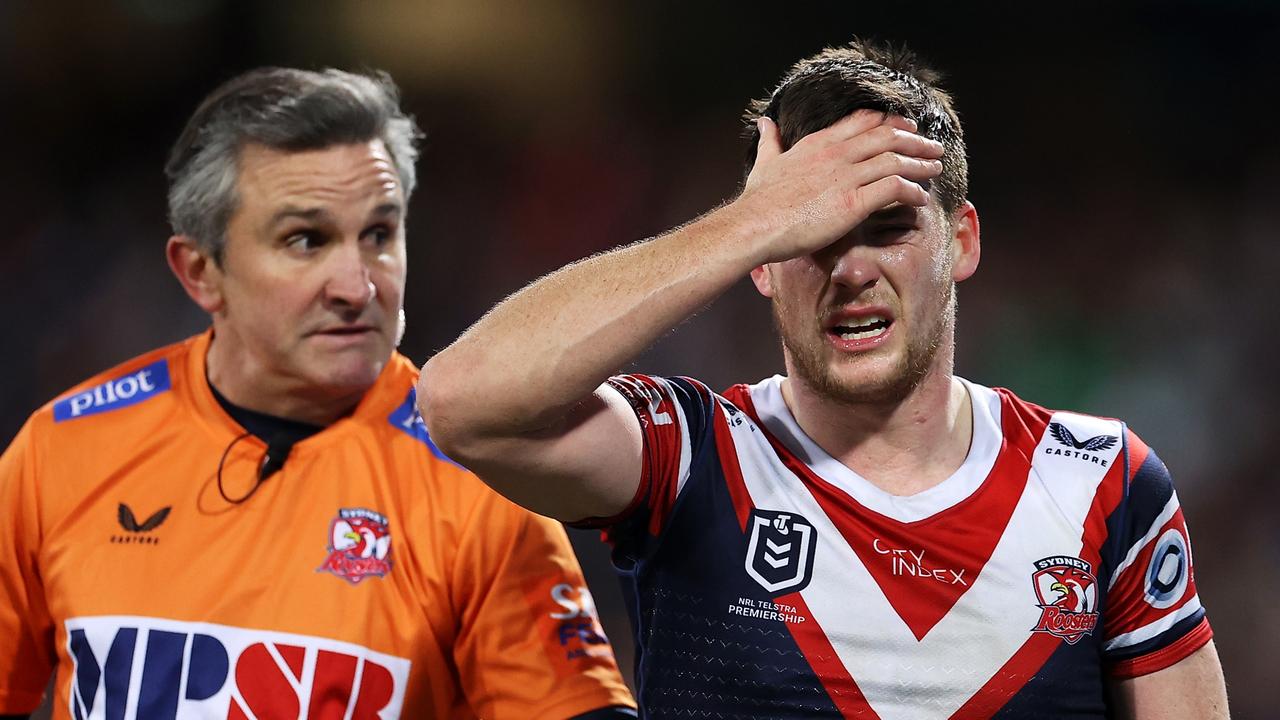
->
[[578, 374, 1211, 719]]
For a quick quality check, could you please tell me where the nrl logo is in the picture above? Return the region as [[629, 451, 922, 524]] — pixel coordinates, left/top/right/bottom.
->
[[1030, 555, 1101, 644], [744, 509, 816, 595]]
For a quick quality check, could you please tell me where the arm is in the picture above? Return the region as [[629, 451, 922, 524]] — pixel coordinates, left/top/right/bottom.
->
[[1102, 439, 1227, 718], [419, 111, 943, 521], [1110, 640, 1228, 719]]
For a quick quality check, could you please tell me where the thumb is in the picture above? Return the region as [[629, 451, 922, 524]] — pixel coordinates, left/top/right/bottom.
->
[[755, 116, 782, 164], [746, 117, 783, 189]]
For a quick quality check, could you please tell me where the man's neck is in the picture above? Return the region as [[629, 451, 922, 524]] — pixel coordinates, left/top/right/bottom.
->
[[779, 357, 973, 498], [205, 333, 366, 427]]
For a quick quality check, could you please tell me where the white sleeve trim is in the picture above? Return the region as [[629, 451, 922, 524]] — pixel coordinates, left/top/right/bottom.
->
[[1102, 594, 1202, 652], [650, 376, 694, 496]]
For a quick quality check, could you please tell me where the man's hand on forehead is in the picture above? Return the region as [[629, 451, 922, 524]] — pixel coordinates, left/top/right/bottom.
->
[[735, 109, 942, 266]]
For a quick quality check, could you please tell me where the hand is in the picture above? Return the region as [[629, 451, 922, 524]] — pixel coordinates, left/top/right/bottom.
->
[[733, 110, 945, 264]]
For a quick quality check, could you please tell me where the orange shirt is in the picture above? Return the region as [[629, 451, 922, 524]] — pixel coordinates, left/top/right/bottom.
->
[[0, 331, 633, 719]]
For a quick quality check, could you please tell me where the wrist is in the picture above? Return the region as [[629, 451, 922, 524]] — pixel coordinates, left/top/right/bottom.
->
[[688, 199, 779, 270]]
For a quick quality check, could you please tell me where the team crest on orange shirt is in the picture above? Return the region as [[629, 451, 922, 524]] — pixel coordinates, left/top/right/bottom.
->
[[318, 508, 393, 584]]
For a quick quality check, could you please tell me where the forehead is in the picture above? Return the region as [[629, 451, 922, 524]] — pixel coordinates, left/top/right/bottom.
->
[[234, 140, 403, 216]]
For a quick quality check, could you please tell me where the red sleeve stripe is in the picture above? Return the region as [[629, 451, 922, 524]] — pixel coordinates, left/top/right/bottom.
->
[[1107, 493, 1181, 591], [1103, 507, 1194, 638], [607, 375, 690, 519], [1107, 617, 1213, 679], [1103, 594, 1203, 652]]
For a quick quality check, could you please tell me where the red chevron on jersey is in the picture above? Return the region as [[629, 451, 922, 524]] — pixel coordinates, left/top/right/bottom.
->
[[733, 382, 1039, 641], [598, 373, 1213, 718], [722, 378, 1127, 716]]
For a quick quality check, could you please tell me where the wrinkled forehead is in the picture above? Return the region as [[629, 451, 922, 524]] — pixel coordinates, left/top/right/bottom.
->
[[233, 139, 403, 218]]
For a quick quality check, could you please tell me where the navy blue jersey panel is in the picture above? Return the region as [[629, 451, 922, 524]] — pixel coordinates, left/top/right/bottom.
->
[[628, 447, 839, 718], [991, 638, 1109, 719]]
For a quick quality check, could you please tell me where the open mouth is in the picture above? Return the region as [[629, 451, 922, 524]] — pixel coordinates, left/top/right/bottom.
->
[[830, 315, 893, 342]]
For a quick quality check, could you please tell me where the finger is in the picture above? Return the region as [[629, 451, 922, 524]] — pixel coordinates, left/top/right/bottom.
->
[[879, 114, 918, 133], [838, 125, 946, 165], [816, 109, 919, 147], [851, 175, 933, 216], [841, 155, 941, 210], [856, 151, 944, 186]]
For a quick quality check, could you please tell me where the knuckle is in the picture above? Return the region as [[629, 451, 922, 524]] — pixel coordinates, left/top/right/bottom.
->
[[840, 187, 864, 214], [879, 125, 909, 145], [794, 132, 820, 150], [819, 143, 847, 163], [877, 151, 907, 172]]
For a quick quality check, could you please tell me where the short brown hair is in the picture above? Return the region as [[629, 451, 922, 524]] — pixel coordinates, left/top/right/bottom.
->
[[744, 38, 967, 215]]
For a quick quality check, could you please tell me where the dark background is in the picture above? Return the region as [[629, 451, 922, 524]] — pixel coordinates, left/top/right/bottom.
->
[[3, 2, 1276, 717]]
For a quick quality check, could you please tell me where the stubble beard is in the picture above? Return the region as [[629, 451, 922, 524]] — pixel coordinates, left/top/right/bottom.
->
[[773, 283, 956, 407]]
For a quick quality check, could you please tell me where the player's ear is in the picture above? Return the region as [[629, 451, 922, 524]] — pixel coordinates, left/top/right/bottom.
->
[[750, 264, 777, 298], [950, 201, 980, 283], [166, 235, 225, 313]]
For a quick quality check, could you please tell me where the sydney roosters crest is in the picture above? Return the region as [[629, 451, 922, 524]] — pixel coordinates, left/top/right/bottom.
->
[[318, 508, 393, 585], [1030, 556, 1100, 644]]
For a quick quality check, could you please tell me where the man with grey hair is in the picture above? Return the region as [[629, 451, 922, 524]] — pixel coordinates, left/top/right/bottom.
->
[[0, 68, 636, 719]]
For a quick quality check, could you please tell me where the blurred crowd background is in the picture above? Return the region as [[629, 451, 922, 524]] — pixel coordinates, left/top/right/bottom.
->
[[2, 1, 1276, 716]]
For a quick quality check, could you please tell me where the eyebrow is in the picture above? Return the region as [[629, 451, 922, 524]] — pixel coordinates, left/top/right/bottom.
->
[[866, 205, 920, 222], [267, 202, 403, 231], [369, 203, 402, 221], [267, 206, 332, 231]]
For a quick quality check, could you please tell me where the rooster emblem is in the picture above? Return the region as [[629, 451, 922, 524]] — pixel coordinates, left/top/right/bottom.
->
[[1043, 568, 1092, 612], [1031, 557, 1100, 644], [318, 508, 393, 584]]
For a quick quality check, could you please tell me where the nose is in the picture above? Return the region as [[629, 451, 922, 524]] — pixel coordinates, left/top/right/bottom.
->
[[825, 244, 881, 296], [324, 241, 376, 312]]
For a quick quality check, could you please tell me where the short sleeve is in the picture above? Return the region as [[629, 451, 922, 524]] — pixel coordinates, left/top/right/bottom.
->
[[450, 489, 634, 719], [1101, 437, 1212, 679], [582, 375, 715, 546], [0, 419, 55, 713]]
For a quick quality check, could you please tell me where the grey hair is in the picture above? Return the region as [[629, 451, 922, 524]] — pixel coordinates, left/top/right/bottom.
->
[[165, 67, 423, 262]]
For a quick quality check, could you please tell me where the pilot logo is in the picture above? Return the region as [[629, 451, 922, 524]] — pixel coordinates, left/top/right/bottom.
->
[[111, 503, 171, 545], [744, 509, 816, 595], [318, 508, 393, 585], [1030, 556, 1101, 644]]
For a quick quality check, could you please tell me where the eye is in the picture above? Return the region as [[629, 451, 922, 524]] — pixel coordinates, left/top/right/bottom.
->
[[867, 224, 915, 245], [284, 230, 326, 252], [363, 224, 395, 246]]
